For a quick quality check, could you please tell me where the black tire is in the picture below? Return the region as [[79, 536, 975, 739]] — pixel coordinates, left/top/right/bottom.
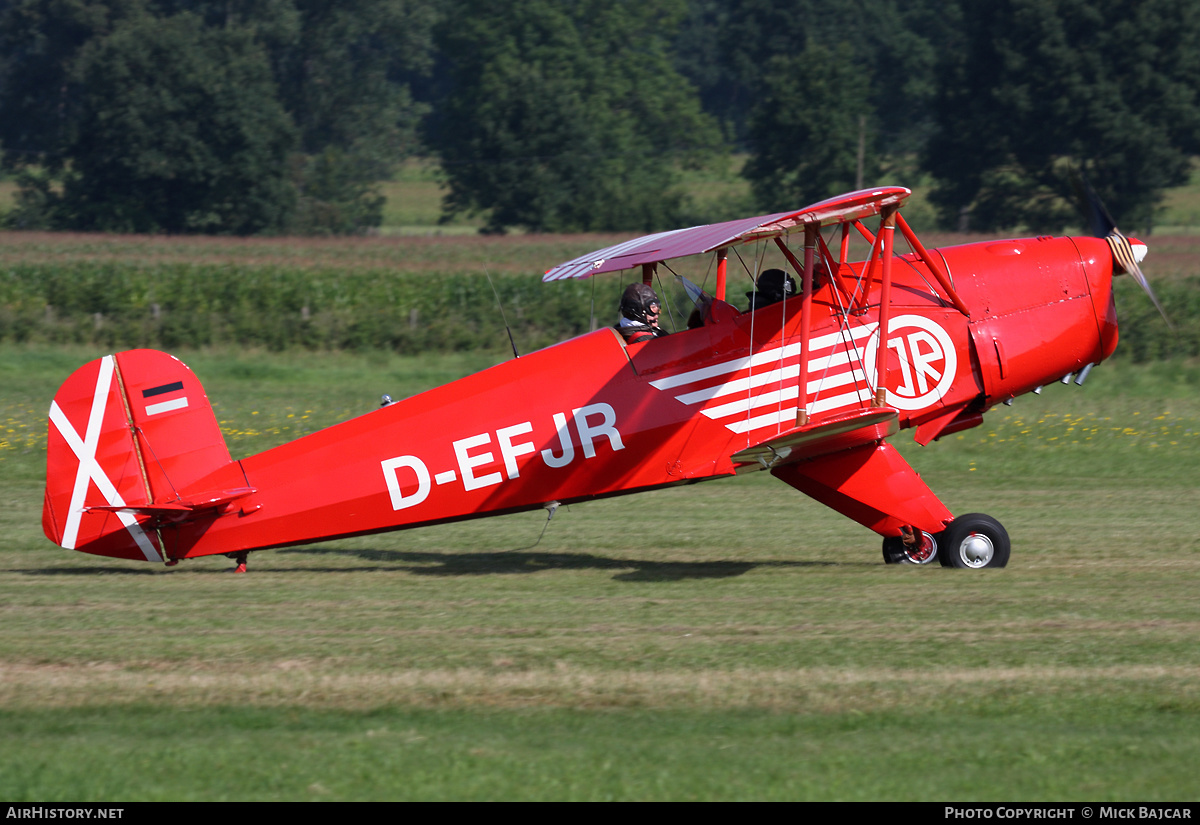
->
[[938, 513, 1010, 569], [882, 532, 938, 565]]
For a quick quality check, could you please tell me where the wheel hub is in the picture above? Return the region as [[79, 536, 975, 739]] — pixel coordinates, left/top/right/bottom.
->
[[904, 531, 937, 564], [959, 533, 994, 568]]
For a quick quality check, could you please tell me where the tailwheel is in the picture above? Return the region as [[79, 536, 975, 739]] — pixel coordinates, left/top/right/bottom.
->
[[226, 551, 249, 573], [882, 530, 938, 565], [937, 514, 1010, 569]]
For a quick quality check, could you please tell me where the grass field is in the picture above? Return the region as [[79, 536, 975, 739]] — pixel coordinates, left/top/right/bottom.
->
[[2, 343, 1199, 800]]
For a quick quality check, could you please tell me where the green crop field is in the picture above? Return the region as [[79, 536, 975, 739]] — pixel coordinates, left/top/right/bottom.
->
[[2, 340, 1199, 800]]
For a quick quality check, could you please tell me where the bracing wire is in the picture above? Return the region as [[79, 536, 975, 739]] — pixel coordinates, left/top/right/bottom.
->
[[484, 264, 520, 359], [825, 225, 875, 407], [652, 268, 679, 331], [733, 242, 764, 440], [744, 261, 757, 444], [731, 245, 767, 299], [895, 230, 943, 303], [660, 260, 706, 327], [778, 237, 792, 428]]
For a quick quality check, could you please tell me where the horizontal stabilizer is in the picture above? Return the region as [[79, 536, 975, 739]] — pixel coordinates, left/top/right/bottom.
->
[[84, 487, 257, 520], [731, 407, 899, 469]]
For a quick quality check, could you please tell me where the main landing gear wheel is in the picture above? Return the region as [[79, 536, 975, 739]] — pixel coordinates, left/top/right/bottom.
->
[[882, 531, 938, 565], [937, 514, 1010, 569]]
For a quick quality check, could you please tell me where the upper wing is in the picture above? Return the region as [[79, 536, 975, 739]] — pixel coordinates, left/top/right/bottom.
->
[[542, 187, 911, 282]]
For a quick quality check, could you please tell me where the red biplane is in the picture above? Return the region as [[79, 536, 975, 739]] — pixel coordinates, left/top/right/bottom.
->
[[43, 187, 1155, 570]]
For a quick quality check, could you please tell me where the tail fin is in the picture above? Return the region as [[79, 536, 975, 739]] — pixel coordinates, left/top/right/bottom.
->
[[44, 350, 248, 562]]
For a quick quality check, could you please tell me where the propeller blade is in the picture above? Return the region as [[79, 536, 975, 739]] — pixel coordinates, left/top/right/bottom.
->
[[1072, 164, 1171, 328], [1105, 232, 1172, 329], [1072, 168, 1118, 238]]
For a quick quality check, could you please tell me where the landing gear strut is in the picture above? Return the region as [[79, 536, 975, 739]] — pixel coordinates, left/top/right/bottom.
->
[[226, 551, 249, 573]]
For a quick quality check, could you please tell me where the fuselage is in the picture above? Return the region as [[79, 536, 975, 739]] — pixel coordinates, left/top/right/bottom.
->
[[163, 234, 1118, 559]]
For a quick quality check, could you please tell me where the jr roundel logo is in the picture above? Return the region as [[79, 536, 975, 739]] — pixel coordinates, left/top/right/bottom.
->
[[863, 314, 958, 411]]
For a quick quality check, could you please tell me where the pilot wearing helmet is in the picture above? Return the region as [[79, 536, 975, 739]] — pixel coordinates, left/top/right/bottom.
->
[[746, 268, 797, 312], [617, 282, 667, 344]]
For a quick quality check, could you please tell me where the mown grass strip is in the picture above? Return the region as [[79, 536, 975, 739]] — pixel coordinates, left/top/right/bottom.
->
[[3, 701, 1198, 801]]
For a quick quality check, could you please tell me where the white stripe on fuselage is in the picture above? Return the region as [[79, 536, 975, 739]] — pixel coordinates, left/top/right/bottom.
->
[[648, 323, 875, 393], [721, 388, 874, 434], [649, 322, 877, 433]]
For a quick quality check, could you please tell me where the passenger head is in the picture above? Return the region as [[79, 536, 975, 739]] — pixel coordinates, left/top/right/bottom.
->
[[620, 282, 661, 326], [756, 269, 796, 304]]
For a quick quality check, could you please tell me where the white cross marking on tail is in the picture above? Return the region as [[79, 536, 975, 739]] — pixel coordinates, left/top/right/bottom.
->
[[48, 355, 159, 561]]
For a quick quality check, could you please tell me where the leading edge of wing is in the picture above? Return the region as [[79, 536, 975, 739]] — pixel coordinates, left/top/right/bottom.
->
[[730, 407, 900, 470], [542, 186, 911, 282]]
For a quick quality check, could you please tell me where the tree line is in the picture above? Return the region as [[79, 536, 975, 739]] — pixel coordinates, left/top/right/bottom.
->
[[1, 0, 1197, 236]]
